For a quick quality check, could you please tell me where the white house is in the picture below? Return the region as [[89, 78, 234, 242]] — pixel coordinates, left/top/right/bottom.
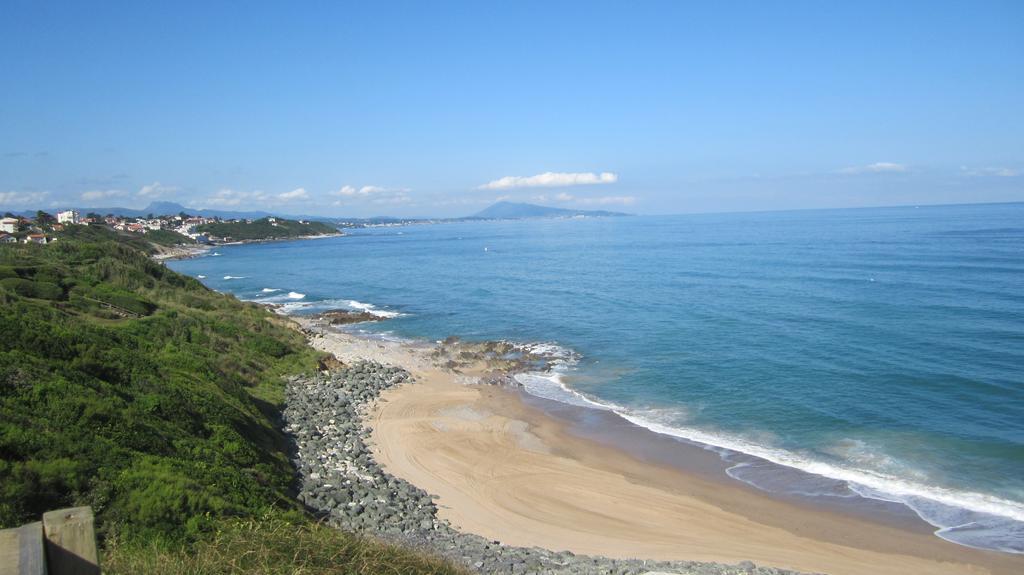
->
[[57, 210, 80, 225], [0, 217, 19, 233]]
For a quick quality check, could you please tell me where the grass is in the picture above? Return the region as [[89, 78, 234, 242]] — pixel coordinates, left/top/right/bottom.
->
[[0, 226, 466, 573], [103, 516, 467, 575]]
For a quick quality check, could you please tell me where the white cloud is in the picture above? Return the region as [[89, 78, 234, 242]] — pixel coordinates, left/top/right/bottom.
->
[[479, 171, 618, 190], [371, 193, 412, 205], [578, 195, 637, 206], [960, 166, 1020, 177], [839, 162, 908, 174], [278, 188, 310, 201], [531, 192, 635, 206], [331, 184, 412, 207], [332, 185, 406, 197], [137, 181, 178, 198], [0, 190, 49, 206], [81, 189, 126, 201], [200, 189, 268, 207], [430, 196, 497, 207]]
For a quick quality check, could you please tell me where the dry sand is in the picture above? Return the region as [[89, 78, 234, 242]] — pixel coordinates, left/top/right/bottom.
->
[[301, 321, 1022, 575]]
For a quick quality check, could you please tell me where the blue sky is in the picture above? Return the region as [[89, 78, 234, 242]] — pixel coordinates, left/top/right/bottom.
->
[[1, 1, 1021, 217]]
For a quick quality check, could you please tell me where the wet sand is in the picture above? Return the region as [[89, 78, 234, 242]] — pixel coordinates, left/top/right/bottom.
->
[[302, 321, 1022, 575]]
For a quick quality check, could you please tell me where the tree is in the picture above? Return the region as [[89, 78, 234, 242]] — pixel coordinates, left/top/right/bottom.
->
[[35, 211, 53, 225]]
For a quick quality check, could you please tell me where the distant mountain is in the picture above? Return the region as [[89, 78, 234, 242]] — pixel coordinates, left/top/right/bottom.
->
[[471, 201, 630, 220]]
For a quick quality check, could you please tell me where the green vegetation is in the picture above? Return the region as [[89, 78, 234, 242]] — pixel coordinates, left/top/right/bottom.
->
[[0, 228, 462, 573], [146, 228, 197, 247], [0, 228, 317, 542], [197, 218, 337, 241], [103, 516, 465, 575]]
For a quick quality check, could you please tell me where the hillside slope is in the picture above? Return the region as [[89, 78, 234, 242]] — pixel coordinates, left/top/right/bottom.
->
[[0, 226, 464, 573], [196, 217, 338, 241]]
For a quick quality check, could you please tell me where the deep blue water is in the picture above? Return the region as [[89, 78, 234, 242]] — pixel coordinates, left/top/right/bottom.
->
[[169, 203, 1024, 553]]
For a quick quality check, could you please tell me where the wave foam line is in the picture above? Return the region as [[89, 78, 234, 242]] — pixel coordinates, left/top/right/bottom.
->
[[614, 411, 1024, 525], [513, 362, 1024, 529], [346, 299, 402, 318]]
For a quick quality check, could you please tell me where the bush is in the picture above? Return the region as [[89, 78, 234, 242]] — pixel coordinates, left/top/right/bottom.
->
[[0, 229, 322, 544], [86, 285, 158, 316], [0, 277, 64, 300]]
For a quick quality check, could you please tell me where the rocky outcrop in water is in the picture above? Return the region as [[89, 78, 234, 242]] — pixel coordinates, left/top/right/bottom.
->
[[316, 309, 383, 325], [283, 361, 811, 575], [427, 338, 576, 382]]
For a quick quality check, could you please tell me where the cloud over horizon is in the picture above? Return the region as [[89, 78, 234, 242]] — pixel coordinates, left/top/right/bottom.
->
[[533, 191, 636, 206], [333, 185, 392, 197], [960, 166, 1020, 177], [331, 184, 412, 206], [81, 189, 126, 201], [479, 171, 618, 190], [0, 190, 49, 206], [137, 181, 179, 198], [839, 162, 908, 175], [200, 189, 269, 207], [277, 188, 310, 201]]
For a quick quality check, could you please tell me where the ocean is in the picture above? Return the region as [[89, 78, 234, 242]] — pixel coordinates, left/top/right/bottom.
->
[[169, 202, 1024, 553]]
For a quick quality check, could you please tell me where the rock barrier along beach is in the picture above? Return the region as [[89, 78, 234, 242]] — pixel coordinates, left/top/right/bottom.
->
[[286, 317, 1021, 575], [283, 362, 803, 575]]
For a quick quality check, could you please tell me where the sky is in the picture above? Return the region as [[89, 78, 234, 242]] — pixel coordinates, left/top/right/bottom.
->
[[1, 0, 1022, 218]]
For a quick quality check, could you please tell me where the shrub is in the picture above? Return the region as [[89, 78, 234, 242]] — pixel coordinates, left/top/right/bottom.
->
[[0, 277, 64, 300]]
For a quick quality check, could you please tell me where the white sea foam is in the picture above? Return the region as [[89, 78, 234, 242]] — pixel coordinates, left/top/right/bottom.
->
[[513, 343, 604, 409], [515, 372, 610, 409], [262, 288, 281, 293], [278, 301, 312, 314], [286, 292, 306, 299], [197, 275, 206, 279], [616, 410, 1024, 522], [513, 350, 1024, 553], [345, 299, 402, 318], [223, 275, 246, 280]]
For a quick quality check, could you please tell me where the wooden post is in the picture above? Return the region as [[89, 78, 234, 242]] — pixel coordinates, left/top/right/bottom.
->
[[42, 507, 99, 575], [0, 521, 46, 575]]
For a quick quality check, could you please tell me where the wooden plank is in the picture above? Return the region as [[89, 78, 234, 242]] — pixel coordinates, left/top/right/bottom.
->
[[0, 521, 46, 575], [42, 507, 99, 575]]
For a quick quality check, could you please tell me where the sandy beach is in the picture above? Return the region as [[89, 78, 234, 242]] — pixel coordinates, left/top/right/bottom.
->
[[301, 321, 1023, 575]]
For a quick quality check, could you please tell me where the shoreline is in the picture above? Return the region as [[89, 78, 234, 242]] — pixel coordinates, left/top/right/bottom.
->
[[214, 231, 345, 246], [299, 318, 1022, 575], [150, 243, 212, 261], [152, 232, 344, 261]]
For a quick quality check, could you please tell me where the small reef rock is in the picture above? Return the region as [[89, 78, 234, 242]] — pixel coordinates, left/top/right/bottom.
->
[[316, 309, 384, 325], [428, 337, 576, 385], [283, 360, 810, 575]]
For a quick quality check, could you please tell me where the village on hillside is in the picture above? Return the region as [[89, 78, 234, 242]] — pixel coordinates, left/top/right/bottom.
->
[[0, 210, 336, 246]]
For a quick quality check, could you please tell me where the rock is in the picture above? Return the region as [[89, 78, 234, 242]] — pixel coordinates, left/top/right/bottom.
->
[[318, 353, 346, 371], [282, 360, 805, 575]]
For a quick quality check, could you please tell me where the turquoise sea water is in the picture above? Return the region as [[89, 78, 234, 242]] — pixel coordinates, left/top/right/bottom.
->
[[169, 203, 1024, 553]]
